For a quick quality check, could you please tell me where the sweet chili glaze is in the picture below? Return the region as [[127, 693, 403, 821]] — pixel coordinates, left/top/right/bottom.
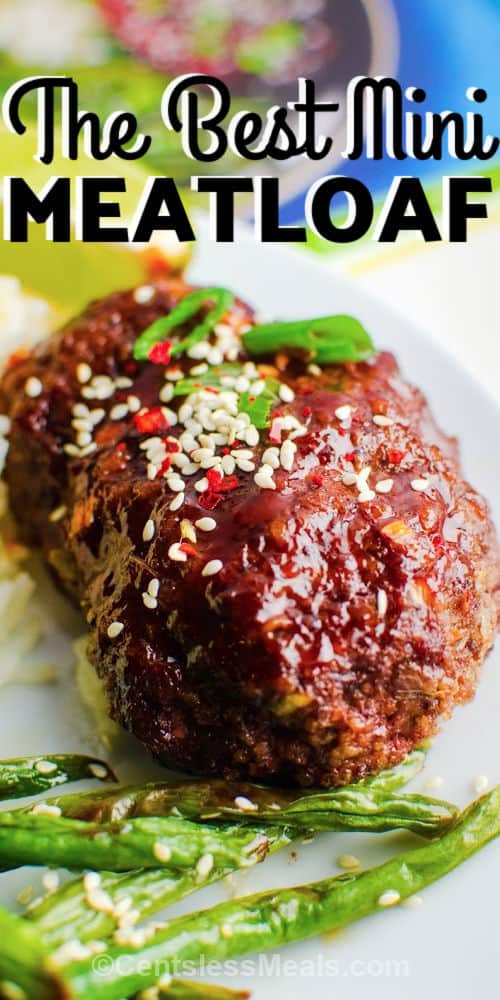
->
[[1, 281, 498, 786]]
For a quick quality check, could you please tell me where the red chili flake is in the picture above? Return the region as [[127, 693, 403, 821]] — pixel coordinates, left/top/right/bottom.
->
[[134, 407, 170, 434], [206, 468, 223, 490], [124, 360, 138, 375], [432, 535, 444, 549], [299, 384, 314, 396], [338, 428, 346, 437], [199, 492, 222, 510], [6, 349, 28, 369], [387, 449, 405, 465], [222, 447, 231, 455], [204, 386, 219, 395], [165, 436, 181, 453], [179, 542, 198, 558], [302, 406, 312, 418], [269, 418, 283, 444], [159, 456, 172, 476], [344, 451, 356, 463], [248, 395, 256, 403], [217, 474, 239, 492], [148, 340, 172, 365], [311, 472, 323, 486], [116, 443, 126, 453]]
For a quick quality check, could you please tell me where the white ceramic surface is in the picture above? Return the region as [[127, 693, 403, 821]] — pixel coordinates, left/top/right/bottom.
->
[[0, 227, 498, 999]]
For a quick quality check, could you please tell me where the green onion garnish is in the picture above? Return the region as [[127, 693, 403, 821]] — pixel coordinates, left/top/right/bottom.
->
[[133, 286, 375, 366], [243, 316, 374, 364], [133, 288, 235, 361]]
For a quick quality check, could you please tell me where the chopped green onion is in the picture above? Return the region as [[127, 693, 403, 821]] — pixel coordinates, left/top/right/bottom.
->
[[243, 315, 374, 364], [238, 377, 281, 429], [133, 287, 234, 361]]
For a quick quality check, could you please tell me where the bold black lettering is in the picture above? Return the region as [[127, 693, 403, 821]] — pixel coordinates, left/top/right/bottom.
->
[[447, 176, 491, 241], [7, 176, 70, 241], [309, 177, 373, 243], [194, 177, 254, 241], [132, 178, 195, 243], [79, 178, 128, 242], [257, 178, 306, 242], [377, 178, 441, 242]]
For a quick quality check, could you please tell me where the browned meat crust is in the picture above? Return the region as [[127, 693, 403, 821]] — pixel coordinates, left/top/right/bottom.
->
[[1, 280, 499, 786]]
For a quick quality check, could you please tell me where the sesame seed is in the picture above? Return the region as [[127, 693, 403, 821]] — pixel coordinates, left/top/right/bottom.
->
[[335, 404, 352, 421], [165, 368, 183, 382], [180, 520, 197, 543], [134, 285, 155, 304], [42, 871, 60, 893], [474, 775, 489, 794], [115, 376, 133, 389], [377, 589, 388, 618], [411, 478, 430, 492], [72, 418, 93, 432], [88, 763, 109, 779], [79, 443, 97, 457], [49, 505, 67, 522], [64, 443, 81, 457], [234, 795, 258, 812], [202, 559, 223, 577], [31, 803, 62, 817], [222, 455, 236, 474], [195, 477, 209, 493], [307, 363, 321, 376], [195, 517, 217, 532], [169, 493, 185, 512], [280, 439, 296, 472], [110, 404, 129, 422], [168, 542, 188, 562], [221, 923, 234, 939], [153, 842, 172, 863], [358, 490, 376, 503], [337, 854, 361, 870], [375, 478, 394, 494], [83, 872, 101, 892], [127, 395, 141, 413], [142, 593, 158, 610], [148, 578, 160, 598], [90, 408, 105, 426], [76, 431, 92, 447], [25, 376, 43, 398], [244, 425, 260, 447], [279, 384, 295, 403], [159, 383, 175, 403], [190, 363, 208, 376], [236, 459, 255, 473], [262, 447, 280, 469], [107, 621, 125, 639], [378, 890, 401, 907], [167, 475, 185, 493], [341, 472, 358, 486], [373, 414, 394, 427], [147, 463, 159, 481], [254, 471, 276, 490], [424, 776, 444, 791], [196, 853, 214, 878], [143, 519, 156, 542], [35, 759, 58, 775], [72, 403, 90, 418], [76, 362, 92, 384], [187, 341, 210, 360], [403, 895, 424, 908]]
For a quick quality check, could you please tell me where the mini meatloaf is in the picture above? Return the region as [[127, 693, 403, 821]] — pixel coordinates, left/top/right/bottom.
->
[[1, 280, 499, 787]]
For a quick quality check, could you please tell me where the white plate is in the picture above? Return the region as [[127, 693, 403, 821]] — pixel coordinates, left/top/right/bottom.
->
[[1, 227, 499, 999]]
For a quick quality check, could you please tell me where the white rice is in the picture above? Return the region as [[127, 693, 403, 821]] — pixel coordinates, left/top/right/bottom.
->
[[0, 277, 53, 686]]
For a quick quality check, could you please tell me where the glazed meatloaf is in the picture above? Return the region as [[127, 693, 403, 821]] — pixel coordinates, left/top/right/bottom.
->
[[1, 280, 499, 786]]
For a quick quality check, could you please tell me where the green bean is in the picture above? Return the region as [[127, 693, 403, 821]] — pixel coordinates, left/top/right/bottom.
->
[[0, 755, 116, 801], [59, 785, 500, 1000], [0, 907, 62, 1000], [42, 781, 456, 839], [0, 812, 280, 874], [27, 751, 428, 948]]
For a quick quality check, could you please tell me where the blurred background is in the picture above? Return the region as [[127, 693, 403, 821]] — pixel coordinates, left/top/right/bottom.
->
[[0, 0, 499, 395]]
